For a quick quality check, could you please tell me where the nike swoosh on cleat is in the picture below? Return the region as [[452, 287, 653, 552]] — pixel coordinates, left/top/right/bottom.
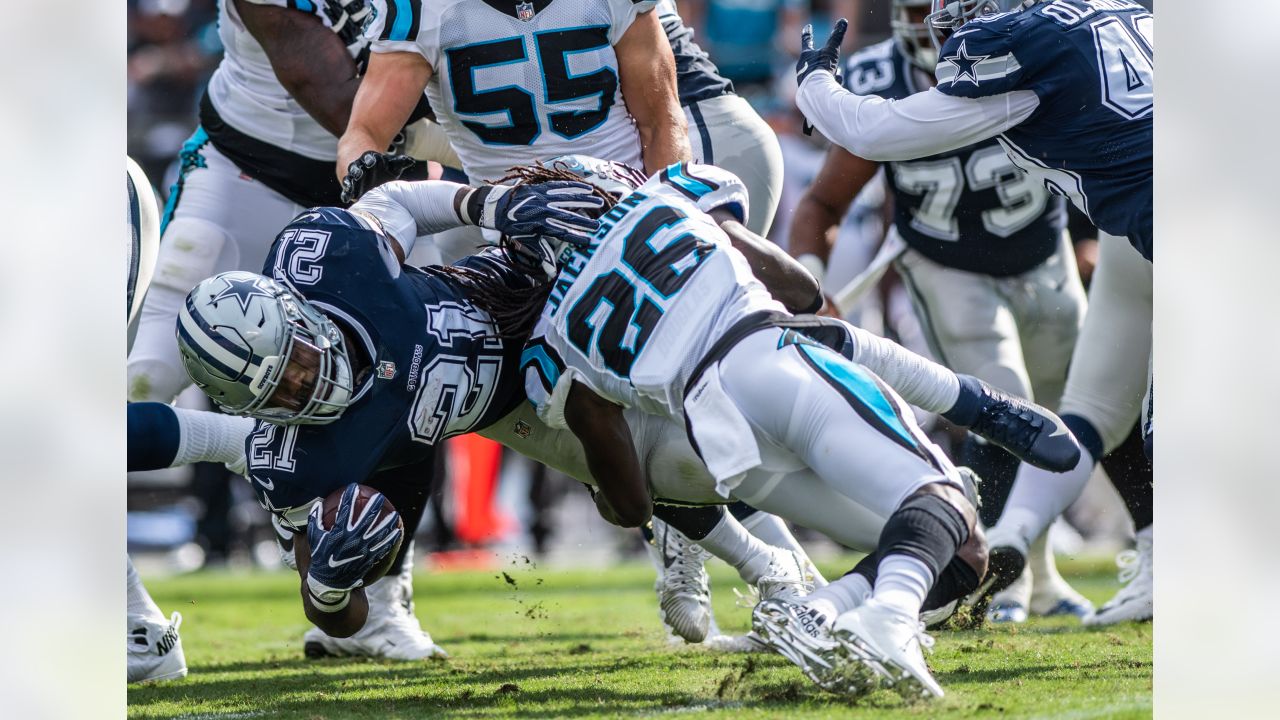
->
[[328, 554, 363, 568], [662, 553, 677, 569], [1047, 414, 1069, 438]]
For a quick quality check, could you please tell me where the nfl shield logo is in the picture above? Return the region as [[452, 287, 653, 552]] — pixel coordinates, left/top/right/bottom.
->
[[516, 1, 535, 22], [375, 361, 397, 380]]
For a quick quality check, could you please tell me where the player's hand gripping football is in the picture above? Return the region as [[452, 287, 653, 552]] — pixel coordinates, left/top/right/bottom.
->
[[477, 181, 604, 245], [340, 151, 418, 203], [796, 18, 848, 135], [305, 484, 402, 607]]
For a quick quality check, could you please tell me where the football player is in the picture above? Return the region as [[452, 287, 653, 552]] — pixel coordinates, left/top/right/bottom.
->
[[513, 156, 1081, 698], [788, 0, 1091, 624], [792, 0, 1154, 624], [336, 0, 691, 197], [656, 0, 784, 236], [126, 1, 467, 661]]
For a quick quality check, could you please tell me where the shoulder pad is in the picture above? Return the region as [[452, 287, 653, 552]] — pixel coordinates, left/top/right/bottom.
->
[[934, 13, 1026, 98], [654, 162, 749, 224]]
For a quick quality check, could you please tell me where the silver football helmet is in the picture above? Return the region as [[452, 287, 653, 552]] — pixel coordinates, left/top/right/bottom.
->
[[176, 271, 354, 425], [926, 0, 1021, 50], [893, 0, 939, 72], [538, 154, 646, 205]]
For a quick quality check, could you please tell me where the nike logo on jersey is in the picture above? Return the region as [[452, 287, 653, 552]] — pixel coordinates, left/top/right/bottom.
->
[[328, 554, 364, 569], [253, 474, 275, 491]]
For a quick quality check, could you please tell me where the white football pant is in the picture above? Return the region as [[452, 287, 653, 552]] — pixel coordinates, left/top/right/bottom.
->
[[685, 94, 783, 237], [128, 140, 306, 402]]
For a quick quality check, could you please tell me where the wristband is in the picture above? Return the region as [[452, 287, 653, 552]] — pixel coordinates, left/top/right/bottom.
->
[[457, 185, 507, 228]]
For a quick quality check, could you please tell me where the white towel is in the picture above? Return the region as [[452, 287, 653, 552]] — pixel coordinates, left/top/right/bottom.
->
[[683, 363, 762, 498]]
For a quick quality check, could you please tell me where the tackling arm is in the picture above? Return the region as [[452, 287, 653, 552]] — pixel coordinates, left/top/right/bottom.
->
[[709, 208, 822, 314], [563, 381, 652, 528], [795, 72, 1040, 161], [615, 10, 691, 173], [337, 51, 434, 180], [235, 0, 360, 137], [787, 145, 882, 283]]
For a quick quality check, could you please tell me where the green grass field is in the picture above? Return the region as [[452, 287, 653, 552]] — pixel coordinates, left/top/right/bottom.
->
[[127, 555, 1151, 719]]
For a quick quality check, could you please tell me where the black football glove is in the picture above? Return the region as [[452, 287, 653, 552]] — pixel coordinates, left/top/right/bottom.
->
[[340, 151, 418, 204], [304, 484, 402, 609], [797, 19, 849, 136]]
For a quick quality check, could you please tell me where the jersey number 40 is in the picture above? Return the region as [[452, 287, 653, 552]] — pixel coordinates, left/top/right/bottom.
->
[[446, 27, 617, 145]]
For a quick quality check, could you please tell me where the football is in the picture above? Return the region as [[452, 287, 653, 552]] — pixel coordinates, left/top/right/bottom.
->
[[317, 484, 404, 586]]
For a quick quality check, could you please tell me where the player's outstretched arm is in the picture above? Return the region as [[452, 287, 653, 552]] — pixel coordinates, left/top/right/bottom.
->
[[337, 51, 433, 181], [793, 22, 1040, 162], [563, 381, 652, 528], [787, 145, 881, 285], [710, 208, 822, 314], [235, 0, 360, 138], [615, 9, 691, 173]]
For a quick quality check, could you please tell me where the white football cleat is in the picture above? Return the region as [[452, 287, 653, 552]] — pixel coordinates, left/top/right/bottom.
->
[[304, 565, 448, 661], [756, 547, 816, 603], [1029, 573, 1094, 620], [127, 612, 187, 684], [832, 599, 944, 700], [702, 631, 772, 654], [1085, 526, 1153, 626], [647, 519, 714, 643], [987, 565, 1032, 624], [752, 598, 881, 696]]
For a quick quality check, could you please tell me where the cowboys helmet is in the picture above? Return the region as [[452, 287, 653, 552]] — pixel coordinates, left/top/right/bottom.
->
[[926, 1, 1022, 49], [176, 271, 355, 425], [538, 155, 646, 208], [893, 0, 940, 71]]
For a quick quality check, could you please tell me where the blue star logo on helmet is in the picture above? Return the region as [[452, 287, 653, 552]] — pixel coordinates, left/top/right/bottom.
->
[[210, 275, 275, 314]]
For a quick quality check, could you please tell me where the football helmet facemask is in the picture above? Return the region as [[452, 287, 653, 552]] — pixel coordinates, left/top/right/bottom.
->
[[177, 271, 355, 425], [926, 0, 1018, 50], [893, 1, 939, 71]]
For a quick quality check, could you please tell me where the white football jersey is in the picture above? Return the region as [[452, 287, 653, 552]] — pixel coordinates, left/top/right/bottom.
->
[[205, 0, 371, 161], [368, 0, 652, 182], [522, 162, 782, 426]]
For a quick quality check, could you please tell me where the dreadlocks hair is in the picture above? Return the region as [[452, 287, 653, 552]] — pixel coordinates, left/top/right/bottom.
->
[[430, 164, 621, 341]]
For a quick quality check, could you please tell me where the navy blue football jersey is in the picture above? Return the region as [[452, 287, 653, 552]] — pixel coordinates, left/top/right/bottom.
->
[[934, 0, 1153, 260], [845, 39, 1064, 277], [244, 207, 528, 524]]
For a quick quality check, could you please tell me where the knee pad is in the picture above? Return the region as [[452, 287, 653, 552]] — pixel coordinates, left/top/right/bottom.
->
[[151, 216, 235, 294], [878, 489, 972, 580]]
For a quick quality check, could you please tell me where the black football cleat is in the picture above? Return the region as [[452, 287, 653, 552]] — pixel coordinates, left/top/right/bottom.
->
[[962, 378, 1082, 473]]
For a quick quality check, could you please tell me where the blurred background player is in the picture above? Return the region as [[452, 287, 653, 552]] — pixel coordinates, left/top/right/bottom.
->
[[787, 0, 1090, 623], [791, 0, 1153, 622]]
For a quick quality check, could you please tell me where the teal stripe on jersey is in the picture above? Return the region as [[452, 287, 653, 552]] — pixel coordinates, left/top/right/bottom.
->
[[797, 344, 918, 450]]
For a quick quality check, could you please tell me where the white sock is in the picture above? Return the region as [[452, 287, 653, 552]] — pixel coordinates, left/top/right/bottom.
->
[[699, 513, 776, 584], [170, 408, 256, 467], [739, 511, 828, 587], [997, 453, 1095, 547], [1027, 528, 1061, 584], [804, 572, 872, 620], [127, 556, 165, 622], [873, 555, 933, 618]]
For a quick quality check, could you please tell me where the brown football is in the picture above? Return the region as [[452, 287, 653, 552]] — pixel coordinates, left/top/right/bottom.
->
[[318, 484, 405, 585]]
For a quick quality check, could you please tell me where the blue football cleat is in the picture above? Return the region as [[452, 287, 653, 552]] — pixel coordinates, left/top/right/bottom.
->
[[947, 376, 1082, 473]]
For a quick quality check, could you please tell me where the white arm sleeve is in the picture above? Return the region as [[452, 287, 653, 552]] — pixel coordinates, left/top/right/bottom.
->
[[795, 71, 1040, 162], [350, 180, 469, 258], [836, 320, 960, 414]]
